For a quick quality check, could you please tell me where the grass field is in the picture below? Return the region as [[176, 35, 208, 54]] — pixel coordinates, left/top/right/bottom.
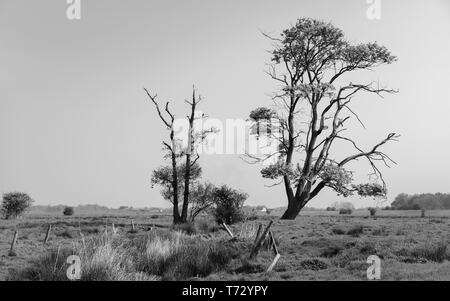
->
[[1, 210, 449, 281]]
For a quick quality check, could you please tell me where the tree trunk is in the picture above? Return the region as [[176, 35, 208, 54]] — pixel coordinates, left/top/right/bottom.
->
[[180, 151, 191, 223], [280, 194, 308, 220], [171, 141, 181, 224], [181, 89, 197, 223]]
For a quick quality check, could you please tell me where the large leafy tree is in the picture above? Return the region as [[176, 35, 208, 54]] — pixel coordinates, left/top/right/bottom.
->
[[249, 18, 399, 219]]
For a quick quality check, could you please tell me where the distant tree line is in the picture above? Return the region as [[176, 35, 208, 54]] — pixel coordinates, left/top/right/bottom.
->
[[389, 193, 450, 210]]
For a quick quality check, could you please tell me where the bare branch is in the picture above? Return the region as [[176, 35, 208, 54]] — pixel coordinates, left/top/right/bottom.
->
[[144, 87, 171, 128]]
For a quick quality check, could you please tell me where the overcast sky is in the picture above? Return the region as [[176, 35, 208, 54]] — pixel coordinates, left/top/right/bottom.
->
[[1, 0, 449, 209]]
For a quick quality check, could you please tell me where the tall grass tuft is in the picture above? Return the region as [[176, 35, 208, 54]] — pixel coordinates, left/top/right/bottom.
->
[[10, 229, 242, 281]]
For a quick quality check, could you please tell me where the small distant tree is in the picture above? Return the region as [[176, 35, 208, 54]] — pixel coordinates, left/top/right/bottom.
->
[[63, 206, 74, 216], [368, 207, 377, 217], [213, 185, 248, 225], [337, 201, 355, 211], [411, 204, 421, 210], [339, 208, 353, 215], [1, 192, 34, 219]]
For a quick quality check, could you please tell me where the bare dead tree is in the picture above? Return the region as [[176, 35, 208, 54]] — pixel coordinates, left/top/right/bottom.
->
[[248, 18, 399, 219], [181, 87, 201, 222], [146, 86, 215, 224], [144, 87, 182, 223]]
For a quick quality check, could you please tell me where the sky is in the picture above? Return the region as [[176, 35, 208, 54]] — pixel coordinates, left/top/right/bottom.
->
[[0, 0, 449, 209]]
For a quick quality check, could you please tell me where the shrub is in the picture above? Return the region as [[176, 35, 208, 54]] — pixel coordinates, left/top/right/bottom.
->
[[346, 225, 364, 237], [416, 242, 448, 263], [161, 242, 236, 280], [63, 207, 74, 216], [396, 241, 449, 263], [57, 229, 75, 239], [368, 207, 377, 217], [235, 260, 265, 274], [372, 227, 388, 236], [134, 230, 240, 280], [321, 245, 343, 257], [326, 207, 336, 211], [213, 185, 247, 225], [1, 192, 34, 219], [331, 226, 346, 235], [358, 241, 377, 255], [299, 259, 328, 271], [411, 203, 422, 210], [339, 208, 353, 215]]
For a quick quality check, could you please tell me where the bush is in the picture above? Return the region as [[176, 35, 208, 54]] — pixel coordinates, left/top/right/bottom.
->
[[346, 225, 364, 237], [411, 204, 422, 210], [127, 230, 239, 280], [326, 207, 336, 211], [63, 207, 74, 216], [213, 185, 247, 225], [299, 259, 328, 271], [396, 241, 449, 263], [415, 242, 448, 263], [331, 226, 346, 235], [1, 192, 34, 219], [339, 208, 353, 215], [368, 207, 377, 217], [160, 241, 237, 280]]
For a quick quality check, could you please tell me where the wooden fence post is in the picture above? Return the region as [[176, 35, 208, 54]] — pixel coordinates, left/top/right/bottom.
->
[[253, 224, 262, 246], [9, 231, 19, 256], [267, 253, 281, 272], [250, 220, 273, 259], [269, 231, 278, 255], [266, 231, 281, 272], [44, 224, 52, 244], [222, 222, 234, 238], [131, 219, 136, 232]]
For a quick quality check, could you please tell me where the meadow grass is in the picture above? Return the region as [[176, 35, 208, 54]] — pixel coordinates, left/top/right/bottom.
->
[[9, 228, 246, 281], [3, 212, 450, 281]]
